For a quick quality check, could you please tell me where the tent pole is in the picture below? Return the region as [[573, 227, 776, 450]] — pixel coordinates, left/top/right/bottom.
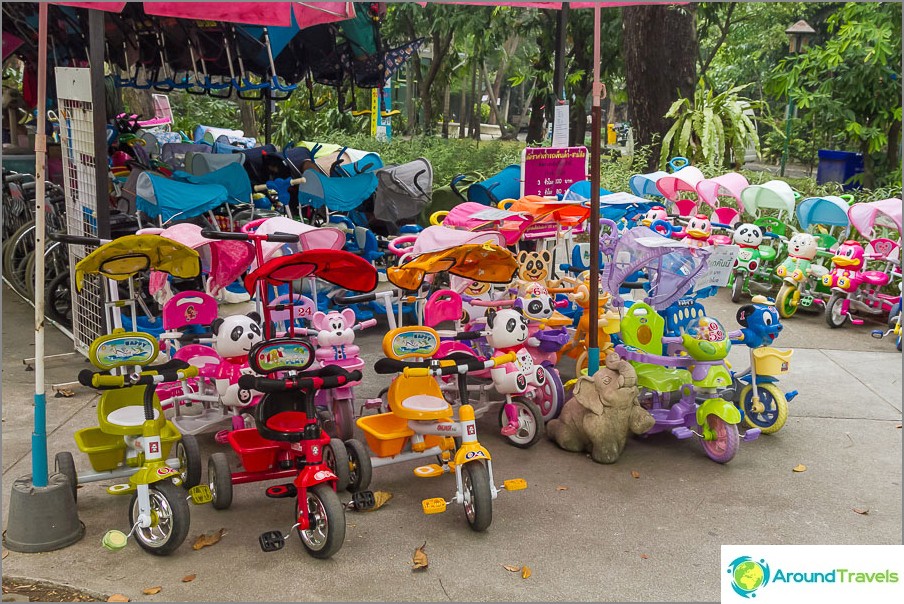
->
[[32, 1, 50, 488], [587, 5, 602, 376], [88, 8, 110, 239]]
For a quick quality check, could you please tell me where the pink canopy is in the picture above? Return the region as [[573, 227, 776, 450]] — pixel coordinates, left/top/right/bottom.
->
[[411, 225, 506, 256], [696, 172, 749, 211], [150, 223, 255, 295], [848, 198, 903, 239], [53, 2, 355, 27], [656, 166, 706, 201], [249, 216, 346, 270]]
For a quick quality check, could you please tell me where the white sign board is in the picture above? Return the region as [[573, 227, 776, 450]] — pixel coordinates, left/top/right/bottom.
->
[[694, 244, 739, 291], [552, 103, 570, 147]]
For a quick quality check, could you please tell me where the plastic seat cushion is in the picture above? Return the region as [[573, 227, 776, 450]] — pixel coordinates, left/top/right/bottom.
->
[[106, 406, 160, 427], [630, 362, 692, 392]]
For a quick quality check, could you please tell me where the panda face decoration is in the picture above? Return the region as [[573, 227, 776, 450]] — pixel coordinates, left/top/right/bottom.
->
[[519, 295, 554, 321], [733, 223, 764, 248], [485, 308, 529, 349], [211, 312, 264, 358]]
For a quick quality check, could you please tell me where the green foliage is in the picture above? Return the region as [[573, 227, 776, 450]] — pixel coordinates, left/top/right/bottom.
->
[[766, 2, 902, 181], [660, 81, 762, 168], [168, 92, 239, 136]]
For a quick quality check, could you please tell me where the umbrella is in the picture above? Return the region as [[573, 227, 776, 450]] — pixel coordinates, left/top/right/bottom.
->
[[54, 2, 355, 27]]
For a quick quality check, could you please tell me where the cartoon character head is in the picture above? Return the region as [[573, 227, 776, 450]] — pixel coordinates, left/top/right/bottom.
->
[[485, 308, 529, 349], [786, 233, 819, 260], [736, 296, 782, 348], [641, 206, 669, 227], [831, 240, 865, 270], [516, 294, 555, 322], [516, 249, 552, 283], [452, 275, 491, 297], [311, 308, 356, 346], [685, 214, 712, 240], [211, 312, 263, 359], [733, 223, 764, 248]]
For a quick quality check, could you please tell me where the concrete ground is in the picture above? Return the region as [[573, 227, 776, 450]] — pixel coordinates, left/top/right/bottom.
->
[[2, 284, 901, 602]]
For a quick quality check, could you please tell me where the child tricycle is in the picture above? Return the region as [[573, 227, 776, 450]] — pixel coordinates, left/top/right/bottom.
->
[[729, 297, 798, 434], [54, 234, 211, 555], [205, 339, 372, 559], [362, 326, 527, 531]]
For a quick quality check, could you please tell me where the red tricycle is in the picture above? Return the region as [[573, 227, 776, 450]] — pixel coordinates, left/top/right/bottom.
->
[[205, 337, 374, 559]]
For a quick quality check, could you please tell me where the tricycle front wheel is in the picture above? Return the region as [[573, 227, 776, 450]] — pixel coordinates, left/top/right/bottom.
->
[[462, 461, 492, 532], [129, 480, 190, 556], [297, 484, 346, 559], [699, 415, 739, 464], [776, 283, 798, 319], [741, 383, 788, 434]]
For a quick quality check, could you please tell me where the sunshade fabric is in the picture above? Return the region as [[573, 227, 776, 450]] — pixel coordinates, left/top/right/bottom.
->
[[245, 249, 377, 294], [387, 243, 518, 291], [74, 234, 199, 291]]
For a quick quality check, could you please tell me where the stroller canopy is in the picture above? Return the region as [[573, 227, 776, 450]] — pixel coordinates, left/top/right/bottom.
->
[[628, 170, 669, 198], [655, 166, 706, 201], [601, 226, 711, 310], [75, 234, 199, 291], [468, 165, 521, 206], [410, 225, 506, 255], [245, 249, 378, 294], [848, 198, 903, 239], [170, 162, 252, 205], [188, 152, 245, 176], [387, 243, 519, 291], [298, 171, 378, 212], [136, 172, 228, 222], [150, 223, 255, 296], [696, 172, 749, 211], [796, 196, 851, 230], [374, 158, 433, 224], [248, 216, 346, 269], [740, 180, 796, 218]]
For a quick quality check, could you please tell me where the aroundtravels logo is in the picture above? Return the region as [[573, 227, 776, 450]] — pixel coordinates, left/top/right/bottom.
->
[[727, 556, 771, 598]]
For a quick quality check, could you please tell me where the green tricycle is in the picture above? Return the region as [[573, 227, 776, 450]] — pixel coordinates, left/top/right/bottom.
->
[[53, 234, 211, 555]]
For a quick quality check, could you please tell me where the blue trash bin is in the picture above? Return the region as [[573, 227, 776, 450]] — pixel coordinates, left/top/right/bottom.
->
[[816, 150, 864, 190]]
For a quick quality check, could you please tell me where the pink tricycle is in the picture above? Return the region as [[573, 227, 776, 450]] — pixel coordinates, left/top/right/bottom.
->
[[823, 238, 901, 328]]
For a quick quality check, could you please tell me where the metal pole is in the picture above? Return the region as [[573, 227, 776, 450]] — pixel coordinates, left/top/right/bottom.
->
[[553, 3, 569, 102], [587, 5, 602, 377], [32, 2, 49, 488], [88, 8, 110, 239], [780, 97, 794, 177]]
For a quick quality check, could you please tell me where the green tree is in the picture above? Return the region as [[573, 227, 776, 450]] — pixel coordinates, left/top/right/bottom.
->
[[766, 2, 902, 188]]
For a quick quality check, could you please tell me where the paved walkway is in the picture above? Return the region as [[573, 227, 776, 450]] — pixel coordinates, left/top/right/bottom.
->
[[2, 286, 901, 601]]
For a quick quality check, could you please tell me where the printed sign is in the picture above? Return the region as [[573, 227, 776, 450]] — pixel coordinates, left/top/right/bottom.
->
[[521, 146, 588, 197], [252, 339, 314, 373], [390, 330, 439, 358], [552, 103, 570, 147], [694, 245, 740, 291], [92, 333, 157, 369]]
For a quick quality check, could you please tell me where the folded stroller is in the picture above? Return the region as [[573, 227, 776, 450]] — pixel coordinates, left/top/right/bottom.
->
[[135, 172, 229, 224], [297, 171, 378, 212], [373, 157, 432, 225], [468, 164, 521, 205]]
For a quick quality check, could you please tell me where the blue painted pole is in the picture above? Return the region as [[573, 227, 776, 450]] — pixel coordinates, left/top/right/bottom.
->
[[587, 5, 602, 377], [32, 1, 49, 488]]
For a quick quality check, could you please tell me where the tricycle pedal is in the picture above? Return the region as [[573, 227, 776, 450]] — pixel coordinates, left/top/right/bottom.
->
[[259, 530, 285, 552], [422, 497, 447, 515], [363, 398, 383, 410], [502, 478, 527, 491], [350, 490, 376, 511], [786, 390, 798, 402], [106, 483, 134, 496], [851, 319, 864, 325], [413, 464, 444, 478], [265, 484, 297, 499], [189, 485, 212, 505], [742, 428, 761, 442], [672, 427, 694, 440], [871, 330, 884, 338], [800, 296, 813, 307], [101, 529, 129, 552]]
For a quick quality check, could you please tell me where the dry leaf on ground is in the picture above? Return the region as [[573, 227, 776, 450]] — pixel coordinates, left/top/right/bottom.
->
[[106, 595, 129, 602], [412, 542, 428, 571], [141, 587, 161, 596], [192, 528, 226, 550], [630, 471, 640, 479], [502, 565, 521, 572], [640, 554, 649, 559], [365, 491, 393, 512], [792, 464, 807, 473], [55, 388, 75, 398], [521, 566, 532, 579], [556, 486, 568, 491], [852, 508, 870, 515], [2, 548, 8, 559], [181, 575, 196, 583]]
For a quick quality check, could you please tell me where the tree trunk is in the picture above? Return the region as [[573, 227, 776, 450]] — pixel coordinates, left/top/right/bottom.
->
[[886, 120, 901, 177], [458, 68, 468, 138], [623, 4, 697, 170], [238, 99, 258, 139], [481, 62, 504, 134], [406, 63, 416, 135], [526, 83, 545, 144], [861, 139, 876, 190], [418, 30, 453, 135], [442, 82, 451, 138], [469, 59, 480, 140]]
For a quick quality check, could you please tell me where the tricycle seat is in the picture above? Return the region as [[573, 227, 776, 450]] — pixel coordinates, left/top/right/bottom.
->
[[758, 245, 777, 261], [630, 362, 692, 393], [861, 271, 890, 287], [106, 406, 160, 427]]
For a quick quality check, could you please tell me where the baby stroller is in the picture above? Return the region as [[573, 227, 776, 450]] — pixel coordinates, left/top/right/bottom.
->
[[372, 158, 432, 233]]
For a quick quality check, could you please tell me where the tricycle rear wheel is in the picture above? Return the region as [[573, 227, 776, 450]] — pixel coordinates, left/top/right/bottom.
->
[[699, 415, 739, 464], [208, 452, 233, 510]]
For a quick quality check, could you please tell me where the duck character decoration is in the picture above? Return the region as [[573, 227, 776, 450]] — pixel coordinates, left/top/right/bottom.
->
[[822, 240, 865, 292]]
